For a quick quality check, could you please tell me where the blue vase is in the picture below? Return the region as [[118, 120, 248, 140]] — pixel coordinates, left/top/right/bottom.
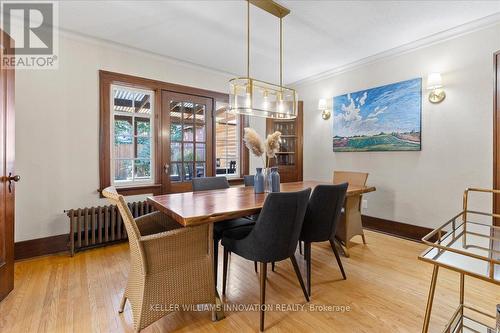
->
[[271, 167, 280, 192], [254, 168, 264, 194]]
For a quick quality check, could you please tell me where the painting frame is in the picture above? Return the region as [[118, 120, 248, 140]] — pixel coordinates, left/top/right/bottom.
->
[[332, 78, 422, 152]]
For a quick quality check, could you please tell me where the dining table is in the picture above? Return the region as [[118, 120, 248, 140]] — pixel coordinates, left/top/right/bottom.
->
[[148, 180, 376, 227], [147, 180, 376, 320]]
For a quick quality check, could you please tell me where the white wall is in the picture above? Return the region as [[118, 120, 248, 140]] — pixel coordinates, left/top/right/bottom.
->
[[294, 24, 500, 229], [14, 33, 241, 242]]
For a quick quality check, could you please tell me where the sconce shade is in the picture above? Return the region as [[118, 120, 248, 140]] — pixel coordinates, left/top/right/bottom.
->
[[229, 77, 297, 119], [318, 98, 327, 111], [427, 72, 443, 90]]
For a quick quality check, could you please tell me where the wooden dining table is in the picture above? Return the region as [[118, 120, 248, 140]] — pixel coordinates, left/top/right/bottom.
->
[[148, 180, 376, 227], [147, 180, 375, 320]]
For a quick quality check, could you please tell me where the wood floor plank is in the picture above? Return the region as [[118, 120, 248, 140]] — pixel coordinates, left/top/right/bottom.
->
[[0, 230, 498, 332]]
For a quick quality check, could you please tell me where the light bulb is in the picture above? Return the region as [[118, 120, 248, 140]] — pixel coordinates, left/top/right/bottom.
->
[[245, 85, 252, 109], [245, 92, 251, 108], [262, 90, 269, 110], [278, 92, 284, 113]]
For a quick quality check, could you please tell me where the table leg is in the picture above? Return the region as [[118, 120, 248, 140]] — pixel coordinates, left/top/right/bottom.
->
[[208, 223, 225, 321], [212, 290, 225, 321], [422, 265, 439, 333]]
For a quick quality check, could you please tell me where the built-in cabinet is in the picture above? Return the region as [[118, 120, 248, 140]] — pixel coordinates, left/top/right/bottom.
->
[[266, 101, 303, 182]]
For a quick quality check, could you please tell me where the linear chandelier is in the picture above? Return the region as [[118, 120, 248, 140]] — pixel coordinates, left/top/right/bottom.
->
[[229, 0, 297, 119]]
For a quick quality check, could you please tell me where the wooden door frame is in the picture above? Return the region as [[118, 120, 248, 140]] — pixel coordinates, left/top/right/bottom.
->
[[0, 29, 15, 301], [493, 51, 500, 225]]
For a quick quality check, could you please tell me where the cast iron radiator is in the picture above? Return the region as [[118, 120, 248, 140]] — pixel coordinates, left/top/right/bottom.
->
[[66, 201, 155, 256]]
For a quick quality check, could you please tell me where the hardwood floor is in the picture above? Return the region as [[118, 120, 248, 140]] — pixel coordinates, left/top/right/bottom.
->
[[0, 230, 498, 332]]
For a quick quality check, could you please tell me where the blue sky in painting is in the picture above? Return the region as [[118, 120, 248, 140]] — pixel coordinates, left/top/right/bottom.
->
[[332, 78, 422, 137]]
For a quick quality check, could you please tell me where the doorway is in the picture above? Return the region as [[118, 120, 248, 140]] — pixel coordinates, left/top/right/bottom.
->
[[161, 91, 214, 193], [0, 30, 16, 302]]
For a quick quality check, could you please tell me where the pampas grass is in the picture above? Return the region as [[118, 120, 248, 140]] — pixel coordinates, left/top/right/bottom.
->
[[265, 131, 282, 160], [243, 127, 281, 168], [243, 127, 265, 157]]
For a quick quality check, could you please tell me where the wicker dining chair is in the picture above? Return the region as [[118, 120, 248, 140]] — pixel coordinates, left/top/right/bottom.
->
[[102, 187, 215, 332]]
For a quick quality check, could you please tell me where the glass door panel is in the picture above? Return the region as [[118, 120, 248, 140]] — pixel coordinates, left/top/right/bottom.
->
[[162, 91, 213, 193]]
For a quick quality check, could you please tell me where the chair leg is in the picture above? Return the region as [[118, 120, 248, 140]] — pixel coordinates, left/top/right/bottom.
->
[[254, 261, 258, 273], [304, 242, 312, 296], [259, 262, 267, 332], [119, 294, 127, 313], [330, 239, 346, 280], [213, 238, 219, 291], [289, 255, 310, 302], [361, 234, 367, 244], [271, 262, 275, 272], [222, 247, 229, 296]]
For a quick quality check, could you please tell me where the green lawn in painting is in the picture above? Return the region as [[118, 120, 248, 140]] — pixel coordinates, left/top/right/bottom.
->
[[333, 133, 421, 152]]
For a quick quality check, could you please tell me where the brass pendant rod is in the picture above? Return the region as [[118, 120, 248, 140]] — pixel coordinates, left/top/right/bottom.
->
[[247, 0, 250, 78], [280, 16, 283, 88]]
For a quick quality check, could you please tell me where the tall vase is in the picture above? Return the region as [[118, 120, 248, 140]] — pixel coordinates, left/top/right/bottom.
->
[[264, 168, 272, 193], [271, 167, 280, 192], [254, 168, 264, 194]]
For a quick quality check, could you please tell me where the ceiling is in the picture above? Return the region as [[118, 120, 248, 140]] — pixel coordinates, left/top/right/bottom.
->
[[58, 1, 500, 84]]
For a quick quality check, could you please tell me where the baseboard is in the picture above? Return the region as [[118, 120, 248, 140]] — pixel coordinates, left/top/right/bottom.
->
[[14, 234, 69, 261], [14, 216, 432, 260], [362, 215, 436, 242]]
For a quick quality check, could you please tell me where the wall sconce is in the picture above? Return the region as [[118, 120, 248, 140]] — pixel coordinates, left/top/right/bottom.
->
[[318, 98, 331, 120], [427, 72, 446, 104]]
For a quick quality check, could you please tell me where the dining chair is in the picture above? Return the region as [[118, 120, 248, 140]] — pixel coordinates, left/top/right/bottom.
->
[[102, 187, 215, 332], [333, 171, 369, 255], [221, 188, 312, 332], [192, 176, 256, 290], [300, 183, 348, 296], [242, 174, 268, 272], [243, 175, 254, 186]]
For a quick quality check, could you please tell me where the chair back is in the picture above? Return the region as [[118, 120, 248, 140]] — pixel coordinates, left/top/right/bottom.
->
[[102, 186, 147, 273], [102, 186, 141, 241], [333, 171, 368, 186], [300, 183, 348, 242], [243, 175, 254, 187], [192, 176, 229, 191], [247, 188, 311, 262]]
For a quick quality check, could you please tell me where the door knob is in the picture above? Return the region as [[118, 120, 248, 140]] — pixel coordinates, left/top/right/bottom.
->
[[8, 174, 20, 182], [7, 172, 20, 193], [164, 163, 170, 175]]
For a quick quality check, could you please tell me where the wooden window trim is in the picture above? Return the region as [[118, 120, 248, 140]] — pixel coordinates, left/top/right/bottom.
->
[[99, 70, 249, 196]]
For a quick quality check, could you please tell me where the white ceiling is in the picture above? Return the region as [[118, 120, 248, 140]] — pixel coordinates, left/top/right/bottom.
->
[[58, 0, 500, 84]]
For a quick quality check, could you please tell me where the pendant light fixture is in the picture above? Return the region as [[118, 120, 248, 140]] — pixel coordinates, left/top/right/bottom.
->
[[229, 0, 297, 119]]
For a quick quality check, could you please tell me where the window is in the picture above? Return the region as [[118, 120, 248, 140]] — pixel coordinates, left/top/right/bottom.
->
[[99, 70, 249, 196], [111, 85, 154, 186], [215, 100, 240, 178]]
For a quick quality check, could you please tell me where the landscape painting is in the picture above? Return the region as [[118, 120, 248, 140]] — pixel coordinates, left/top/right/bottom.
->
[[332, 78, 421, 152]]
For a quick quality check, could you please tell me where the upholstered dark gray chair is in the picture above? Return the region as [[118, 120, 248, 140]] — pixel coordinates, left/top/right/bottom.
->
[[222, 188, 312, 331], [300, 183, 348, 296], [192, 176, 255, 290], [243, 175, 254, 186]]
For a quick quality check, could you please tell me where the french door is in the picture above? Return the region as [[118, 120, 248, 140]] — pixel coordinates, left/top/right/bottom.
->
[[162, 91, 213, 193], [0, 30, 16, 302]]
